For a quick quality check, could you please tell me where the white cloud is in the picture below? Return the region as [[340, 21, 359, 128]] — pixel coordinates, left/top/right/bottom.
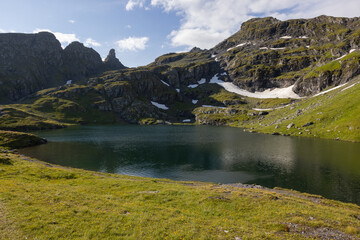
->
[[126, 0, 146, 11], [68, 19, 76, 24], [116, 36, 149, 51], [0, 29, 5, 33], [125, 0, 360, 49], [126, 25, 132, 29], [84, 38, 102, 47], [33, 29, 79, 47]]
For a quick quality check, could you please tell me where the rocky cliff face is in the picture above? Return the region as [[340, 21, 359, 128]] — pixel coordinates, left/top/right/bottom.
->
[[62, 41, 103, 79], [0, 32, 64, 103], [212, 15, 360, 95], [104, 49, 126, 71], [0, 32, 125, 103]]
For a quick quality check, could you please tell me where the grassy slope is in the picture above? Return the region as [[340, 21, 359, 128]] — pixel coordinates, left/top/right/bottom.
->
[[0, 130, 46, 149], [0, 153, 359, 239], [243, 80, 360, 142], [194, 78, 360, 142], [0, 105, 65, 131]]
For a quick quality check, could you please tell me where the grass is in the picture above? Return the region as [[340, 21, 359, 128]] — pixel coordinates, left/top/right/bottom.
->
[[194, 78, 360, 142], [246, 79, 360, 142], [0, 130, 46, 149], [0, 153, 359, 239], [0, 106, 65, 131]]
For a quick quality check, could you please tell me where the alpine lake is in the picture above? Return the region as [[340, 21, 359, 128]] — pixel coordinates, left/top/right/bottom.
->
[[19, 125, 360, 205]]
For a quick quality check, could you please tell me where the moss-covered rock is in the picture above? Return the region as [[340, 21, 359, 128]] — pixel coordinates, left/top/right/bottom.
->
[[0, 130, 46, 149]]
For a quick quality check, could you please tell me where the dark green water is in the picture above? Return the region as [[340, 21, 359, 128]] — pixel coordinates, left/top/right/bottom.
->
[[19, 125, 360, 204]]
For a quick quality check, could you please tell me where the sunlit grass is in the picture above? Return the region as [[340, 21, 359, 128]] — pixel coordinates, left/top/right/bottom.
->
[[0, 153, 359, 239]]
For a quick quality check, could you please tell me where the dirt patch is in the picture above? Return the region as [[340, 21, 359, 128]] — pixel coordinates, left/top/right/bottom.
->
[[285, 223, 357, 240]]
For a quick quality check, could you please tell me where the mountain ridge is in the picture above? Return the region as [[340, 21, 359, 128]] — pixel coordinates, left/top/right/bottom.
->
[[0, 15, 359, 142], [0, 32, 126, 103]]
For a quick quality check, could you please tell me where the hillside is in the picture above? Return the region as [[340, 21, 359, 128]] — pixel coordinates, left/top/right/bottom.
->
[[0, 152, 359, 239], [212, 15, 360, 96], [0, 15, 359, 142]]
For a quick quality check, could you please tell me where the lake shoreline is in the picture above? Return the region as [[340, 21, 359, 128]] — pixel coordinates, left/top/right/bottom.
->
[[1, 151, 359, 239], [18, 125, 360, 205]]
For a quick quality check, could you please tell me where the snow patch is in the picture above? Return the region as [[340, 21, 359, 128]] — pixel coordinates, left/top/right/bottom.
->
[[160, 80, 170, 87], [215, 57, 219, 62], [259, 47, 268, 50], [176, 88, 180, 93], [198, 78, 206, 84], [66, 80, 72, 85], [227, 42, 251, 51], [335, 54, 347, 61], [182, 119, 191, 123], [209, 74, 301, 99], [334, 49, 357, 61], [220, 72, 227, 76], [306, 46, 310, 48], [253, 108, 274, 111], [192, 99, 198, 104], [280, 36, 292, 39], [211, 54, 216, 58], [236, 42, 250, 47], [299, 36, 308, 39], [202, 105, 226, 109], [151, 101, 168, 110], [341, 82, 359, 91], [313, 83, 347, 96], [270, 47, 285, 50], [188, 84, 198, 88], [252, 103, 294, 111]]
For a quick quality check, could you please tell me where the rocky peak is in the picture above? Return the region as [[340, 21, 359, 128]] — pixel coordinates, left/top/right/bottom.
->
[[190, 47, 203, 53], [103, 49, 126, 71], [63, 41, 103, 78]]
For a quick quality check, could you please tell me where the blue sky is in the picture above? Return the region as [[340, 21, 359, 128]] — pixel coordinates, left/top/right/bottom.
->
[[0, 0, 359, 67]]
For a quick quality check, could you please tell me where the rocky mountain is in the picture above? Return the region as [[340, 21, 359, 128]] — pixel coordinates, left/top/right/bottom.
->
[[0, 15, 359, 141], [104, 49, 126, 71], [0, 32, 126, 103], [211, 15, 360, 96]]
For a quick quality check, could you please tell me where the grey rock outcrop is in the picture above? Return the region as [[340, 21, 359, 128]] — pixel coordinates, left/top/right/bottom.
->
[[0, 32, 126, 103], [63, 41, 103, 79], [103, 49, 126, 71], [0, 32, 64, 103], [211, 15, 360, 95]]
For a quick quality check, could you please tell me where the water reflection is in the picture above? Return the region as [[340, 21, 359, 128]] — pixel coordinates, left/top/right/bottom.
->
[[19, 125, 360, 204]]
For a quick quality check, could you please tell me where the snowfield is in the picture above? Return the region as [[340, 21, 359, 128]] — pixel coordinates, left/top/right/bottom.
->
[[187, 84, 198, 88], [160, 80, 170, 86], [151, 101, 169, 110], [335, 49, 357, 61], [202, 105, 226, 109], [209, 75, 301, 99], [314, 83, 348, 96], [270, 47, 285, 50], [198, 78, 206, 84], [341, 82, 359, 91], [227, 42, 251, 51]]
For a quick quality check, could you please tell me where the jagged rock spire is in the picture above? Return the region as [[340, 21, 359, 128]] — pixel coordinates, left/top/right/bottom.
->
[[104, 49, 126, 70]]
